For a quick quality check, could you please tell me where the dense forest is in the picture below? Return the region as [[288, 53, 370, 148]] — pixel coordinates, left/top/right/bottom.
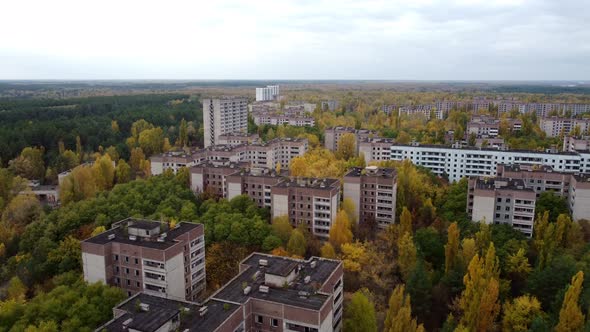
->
[[0, 94, 202, 171]]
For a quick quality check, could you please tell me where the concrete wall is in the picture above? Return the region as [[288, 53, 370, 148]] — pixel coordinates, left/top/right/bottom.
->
[[272, 194, 289, 219], [190, 173, 204, 193], [164, 253, 186, 300], [343, 182, 361, 225], [82, 252, 107, 284], [472, 195, 495, 224], [572, 187, 590, 221], [151, 161, 163, 176], [227, 181, 242, 201]]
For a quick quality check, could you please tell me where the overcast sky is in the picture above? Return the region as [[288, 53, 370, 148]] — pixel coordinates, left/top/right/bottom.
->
[[1, 0, 589, 80]]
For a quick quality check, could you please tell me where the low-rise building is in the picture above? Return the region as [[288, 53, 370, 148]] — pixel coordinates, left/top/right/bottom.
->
[[564, 136, 590, 152], [343, 166, 397, 228], [82, 218, 206, 301], [467, 177, 536, 237], [271, 178, 340, 239], [358, 137, 395, 162], [150, 150, 197, 175], [189, 161, 248, 197], [217, 132, 260, 146]]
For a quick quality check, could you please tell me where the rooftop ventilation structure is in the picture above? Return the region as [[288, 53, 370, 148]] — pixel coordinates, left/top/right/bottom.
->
[[199, 306, 208, 317], [259, 285, 270, 293], [259, 259, 268, 267], [139, 303, 150, 312], [310, 260, 317, 269], [107, 234, 116, 240], [243, 286, 252, 295], [129, 235, 137, 241]]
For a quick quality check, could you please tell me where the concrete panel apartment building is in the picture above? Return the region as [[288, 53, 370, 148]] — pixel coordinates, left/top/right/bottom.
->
[[271, 178, 341, 239], [359, 141, 590, 183], [324, 127, 376, 153], [343, 166, 398, 228], [467, 177, 537, 237], [97, 253, 344, 332], [81, 218, 206, 301], [539, 117, 590, 137], [203, 97, 248, 147], [256, 85, 280, 101], [150, 138, 308, 176]]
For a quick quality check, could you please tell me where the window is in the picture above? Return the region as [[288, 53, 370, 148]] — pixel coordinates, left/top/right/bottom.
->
[[136, 281, 140, 287], [256, 315, 263, 324], [135, 270, 139, 276], [127, 279, 131, 286], [125, 256, 129, 263], [134, 258, 139, 264], [272, 319, 279, 327], [125, 268, 130, 274], [114, 254, 119, 261]]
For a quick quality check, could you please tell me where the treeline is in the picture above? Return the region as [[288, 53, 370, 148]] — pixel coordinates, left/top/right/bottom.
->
[[0, 94, 202, 168]]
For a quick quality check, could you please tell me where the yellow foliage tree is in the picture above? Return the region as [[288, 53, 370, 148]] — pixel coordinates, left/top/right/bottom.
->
[[92, 154, 115, 191], [320, 242, 336, 259], [329, 210, 353, 249], [398, 232, 417, 281], [555, 271, 585, 332], [400, 207, 412, 236], [445, 222, 460, 275], [336, 132, 356, 160], [384, 284, 425, 332], [502, 295, 543, 332]]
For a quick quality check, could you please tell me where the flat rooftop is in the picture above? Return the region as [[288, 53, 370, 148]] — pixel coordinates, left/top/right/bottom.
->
[[274, 177, 340, 189], [212, 253, 341, 311], [98, 293, 240, 332], [473, 177, 533, 192], [83, 218, 202, 250], [345, 166, 396, 178], [500, 163, 560, 174]]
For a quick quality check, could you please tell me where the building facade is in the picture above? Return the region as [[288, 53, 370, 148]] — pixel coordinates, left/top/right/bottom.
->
[[539, 117, 590, 137], [256, 85, 280, 101], [467, 177, 536, 237], [203, 97, 248, 147], [324, 127, 376, 153], [271, 178, 340, 239], [343, 166, 397, 228], [82, 218, 206, 301], [360, 141, 590, 183], [97, 253, 344, 332]]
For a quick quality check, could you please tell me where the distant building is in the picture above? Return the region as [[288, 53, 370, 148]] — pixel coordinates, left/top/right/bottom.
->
[[563, 136, 590, 152], [256, 85, 280, 101], [81, 218, 206, 301], [321, 100, 339, 111], [343, 166, 397, 228], [398, 104, 442, 120], [97, 253, 344, 332], [150, 138, 308, 175], [381, 104, 398, 115], [271, 178, 340, 239], [467, 177, 536, 237], [324, 127, 376, 153], [539, 117, 590, 137], [217, 132, 260, 146], [189, 161, 248, 197], [202, 97, 248, 147]]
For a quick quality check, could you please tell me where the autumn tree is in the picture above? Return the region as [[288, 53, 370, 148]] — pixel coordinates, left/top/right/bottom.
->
[[115, 159, 131, 184], [329, 210, 353, 249], [400, 207, 413, 236], [445, 222, 460, 274], [344, 289, 378, 332], [287, 229, 306, 257], [92, 154, 115, 191], [336, 132, 357, 160], [178, 118, 188, 147], [384, 284, 425, 332], [555, 271, 585, 332], [7, 276, 27, 301], [342, 197, 358, 225], [138, 127, 165, 156], [59, 165, 97, 205], [501, 295, 543, 332], [9, 147, 45, 180], [457, 243, 500, 332], [398, 232, 417, 281], [320, 242, 336, 259], [271, 216, 293, 245]]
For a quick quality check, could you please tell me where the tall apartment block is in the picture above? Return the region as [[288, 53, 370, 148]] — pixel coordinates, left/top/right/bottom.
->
[[398, 104, 443, 120], [343, 166, 397, 228], [539, 117, 590, 137], [324, 127, 376, 153], [203, 97, 248, 147], [467, 177, 536, 237], [97, 253, 344, 332], [271, 178, 340, 239], [81, 218, 206, 301], [321, 100, 339, 111], [256, 85, 280, 101]]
